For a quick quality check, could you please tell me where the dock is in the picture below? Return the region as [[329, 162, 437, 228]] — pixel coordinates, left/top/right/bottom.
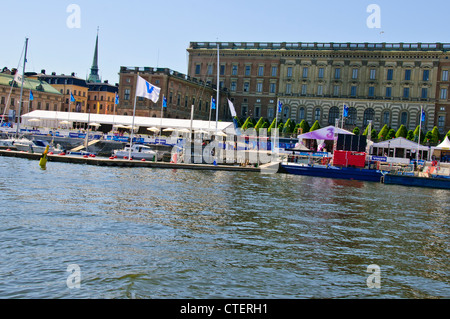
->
[[0, 149, 275, 173]]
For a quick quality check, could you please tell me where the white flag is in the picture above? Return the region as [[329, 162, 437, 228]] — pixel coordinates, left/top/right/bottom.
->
[[136, 75, 160, 103], [227, 99, 237, 117], [14, 72, 23, 83]]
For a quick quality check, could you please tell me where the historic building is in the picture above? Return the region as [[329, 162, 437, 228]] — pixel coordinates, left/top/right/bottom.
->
[[0, 69, 62, 121], [117, 66, 225, 120], [187, 41, 450, 133]]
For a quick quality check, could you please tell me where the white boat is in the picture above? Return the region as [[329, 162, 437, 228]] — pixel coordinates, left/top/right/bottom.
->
[[13, 139, 62, 154], [114, 144, 157, 160]]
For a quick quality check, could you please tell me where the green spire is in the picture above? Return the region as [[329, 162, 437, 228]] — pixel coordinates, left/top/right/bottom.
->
[[87, 28, 101, 83]]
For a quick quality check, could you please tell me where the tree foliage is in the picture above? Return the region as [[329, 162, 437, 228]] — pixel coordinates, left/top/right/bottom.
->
[[309, 120, 321, 132], [378, 124, 389, 141], [395, 125, 408, 138], [353, 127, 360, 135]]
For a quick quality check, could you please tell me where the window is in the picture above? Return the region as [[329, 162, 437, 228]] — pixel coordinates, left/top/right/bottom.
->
[[421, 88, 428, 99], [231, 81, 237, 92], [207, 65, 213, 75], [232, 65, 238, 76], [363, 108, 375, 126], [245, 65, 251, 76], [438, 116, 445, 128], [318, 68, 324, 79], [286, 83, 292, 94], [386, 87, 392, 98], [317, 85, 323, 95], [382, 111, 390, 125], [333, 85, 340, 96], [255, 106, 260, 118], [369, 69, 376, 80], [368, 86, 375, 97], [403, 87, 410, 98], [298, 107, 305, 121], [301, 84, 307, 95], [346, 107, 357, 125], [350, 86, 357, 97], [268, 108, 274, 119], [328, 106, 340, 125], [287, 67, 293, 77], [334, 68, 341, 79], [302, 67, 308, 78], [387, 69, 393, 81], [269, 83, 276, 93], [220, 65, 225, 75], [442, 70, 449, 81], [256, 82, 263, 93], [195, 64, 201, 75], [283, 106, 289, 118], [440, 88, 448, 100], [124, 89, 130, 100], [405, 69, 411, 81], [258, 66, 264, 76], [352, 68, 358, 79], [423, 69, 430, 81], [177, 94, 181, 106], [314, 108, 321, 121], [243, 82, 249, 92], [400, 111, 408, 126], [271, 66, 277, 77], [241, 106, 247, 116]]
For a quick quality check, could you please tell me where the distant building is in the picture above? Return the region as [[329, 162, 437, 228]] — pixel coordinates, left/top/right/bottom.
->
[[188, 41, 450, 133], [0, 71, 62, 121], [118, 66, 227, 120]]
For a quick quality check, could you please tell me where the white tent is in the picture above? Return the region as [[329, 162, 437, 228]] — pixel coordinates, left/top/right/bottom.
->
[[432, 135, 450, 160], [21, 110, 234, 132], [297, 125, 354, 140], [435, 135, 450, 150], [372, 137, 430, 160]]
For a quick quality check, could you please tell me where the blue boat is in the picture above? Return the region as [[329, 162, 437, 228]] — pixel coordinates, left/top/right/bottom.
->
[[280, 163, 383, 183], [382, 173, 450, 189]]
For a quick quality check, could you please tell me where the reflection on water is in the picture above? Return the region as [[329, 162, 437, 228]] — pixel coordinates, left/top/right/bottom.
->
[[0, 157, 448, 299]]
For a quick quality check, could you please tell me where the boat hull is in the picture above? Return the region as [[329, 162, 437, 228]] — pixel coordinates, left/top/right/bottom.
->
[[114, 150, 156, 161], [383, 174, 450, 189], [281, 164, 383, 182]]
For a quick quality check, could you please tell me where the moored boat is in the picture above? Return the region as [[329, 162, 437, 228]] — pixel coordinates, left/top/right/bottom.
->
[[114, 144, 156, 160], [382, 173, 450, 189]]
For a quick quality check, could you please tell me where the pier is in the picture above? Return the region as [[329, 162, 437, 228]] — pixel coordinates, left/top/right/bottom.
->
[[0, 149, 274, 173]]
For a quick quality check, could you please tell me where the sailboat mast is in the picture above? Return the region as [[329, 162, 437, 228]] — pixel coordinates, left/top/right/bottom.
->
[[16, 37, 28, 137], [215, 43, 219, 134]]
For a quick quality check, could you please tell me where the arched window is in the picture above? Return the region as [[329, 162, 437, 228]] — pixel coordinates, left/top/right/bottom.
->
[[400, 111, 408, 126], [314, 108, 321, 121], [363, 108, 375, 126], [298, 107, 305, 121], [328, 106, 340, 124], [346, 107, 357, 125], [382, 110, 390, 126], [283, 106, 290, 119]]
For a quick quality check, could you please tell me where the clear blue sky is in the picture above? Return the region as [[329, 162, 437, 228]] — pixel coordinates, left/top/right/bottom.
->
[[1, 0, 449, 85]]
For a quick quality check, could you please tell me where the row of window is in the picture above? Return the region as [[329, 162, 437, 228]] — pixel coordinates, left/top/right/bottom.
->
[[284, 67, 437, 82], [199, 64, 279, 77]]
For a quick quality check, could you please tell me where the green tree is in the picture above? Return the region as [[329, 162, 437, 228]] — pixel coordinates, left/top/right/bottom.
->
[[353, 127, 360, 135], [413, 125, 425, 143], [253, 117, 264, 131], [430, 126, 441, 144], [362, 125, 370, 136], [378, 124, 389, 141], [446, 129, 450, 139], [267, 118, 277, 134], [371, 129, 378, 140], [406, 130, 414, 141], [386, 128, 396, 140], [283, 118, 296, 135], [425, 131, 433, 143], [310, 120, 321, 132], [395, 125, 408, 138], [299, 120, 310, 134], [241, 117, 253, 130]]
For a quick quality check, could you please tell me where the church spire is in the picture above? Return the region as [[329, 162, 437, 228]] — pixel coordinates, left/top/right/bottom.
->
[[87, 27, 101, 83]]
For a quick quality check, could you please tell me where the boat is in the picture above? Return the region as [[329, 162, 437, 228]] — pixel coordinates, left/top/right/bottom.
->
[[382, 173, 450, 189], [13, 139, 62, 154], [280, 162, 383, 182], [114, 144, 157, 160]]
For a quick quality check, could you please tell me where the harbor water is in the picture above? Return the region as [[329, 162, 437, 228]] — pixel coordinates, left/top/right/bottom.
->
[[0, 156, 448, 299]]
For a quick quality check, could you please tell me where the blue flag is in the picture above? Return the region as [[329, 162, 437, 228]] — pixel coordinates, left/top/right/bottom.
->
[[211, 97, 216, 110], [29, 90, 33, 101], [278, 100, 282, 113], [115, 93, 119, 105], [421, 109, 426, 122], [163, 96, 167, 108], [70, 92, 75, 102], [343, 104, 349, 117]]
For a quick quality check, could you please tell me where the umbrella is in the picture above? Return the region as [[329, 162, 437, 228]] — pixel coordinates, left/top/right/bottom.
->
[[147, 127, 160, 132], [88, 122, 101, 126], [59, 120, 71, 124], [195, 129, 209, 134], [163, 127, 175, 132], [215, 131, 227, 137], [178, 128, 191, 133], [113, 124, 127, 128]]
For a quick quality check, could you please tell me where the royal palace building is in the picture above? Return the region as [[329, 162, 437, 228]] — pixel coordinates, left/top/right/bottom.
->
[[188, 42, 450, 133]]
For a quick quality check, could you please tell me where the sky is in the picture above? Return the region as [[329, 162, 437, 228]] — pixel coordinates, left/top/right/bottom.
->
[[1, 0, 449, 86]]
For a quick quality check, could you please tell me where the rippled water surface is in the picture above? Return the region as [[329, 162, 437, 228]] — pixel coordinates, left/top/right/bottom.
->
[[0, 156, 448, 299]]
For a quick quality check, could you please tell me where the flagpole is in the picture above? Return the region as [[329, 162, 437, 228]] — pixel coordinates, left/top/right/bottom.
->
[[15, 37, 28, 137], [159, 95, 164, 144], [275, 98, 279, 150], [208, 96, 212, 131], [416, 105, 423, 161], [341, 103, 345, 129], [129, 94, 137, 159]]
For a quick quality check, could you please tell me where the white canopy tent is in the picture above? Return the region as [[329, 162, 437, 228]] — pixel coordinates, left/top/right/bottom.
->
[[372, 137, 430, 160], [432, 135, 450, 161], [21, 110, 234, 133]]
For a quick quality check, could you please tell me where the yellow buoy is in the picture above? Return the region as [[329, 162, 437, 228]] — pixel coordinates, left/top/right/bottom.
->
[[39, 145, 50, 169]]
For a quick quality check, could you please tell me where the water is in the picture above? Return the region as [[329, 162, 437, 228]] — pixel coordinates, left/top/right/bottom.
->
[[0, 156, 448, 299]]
